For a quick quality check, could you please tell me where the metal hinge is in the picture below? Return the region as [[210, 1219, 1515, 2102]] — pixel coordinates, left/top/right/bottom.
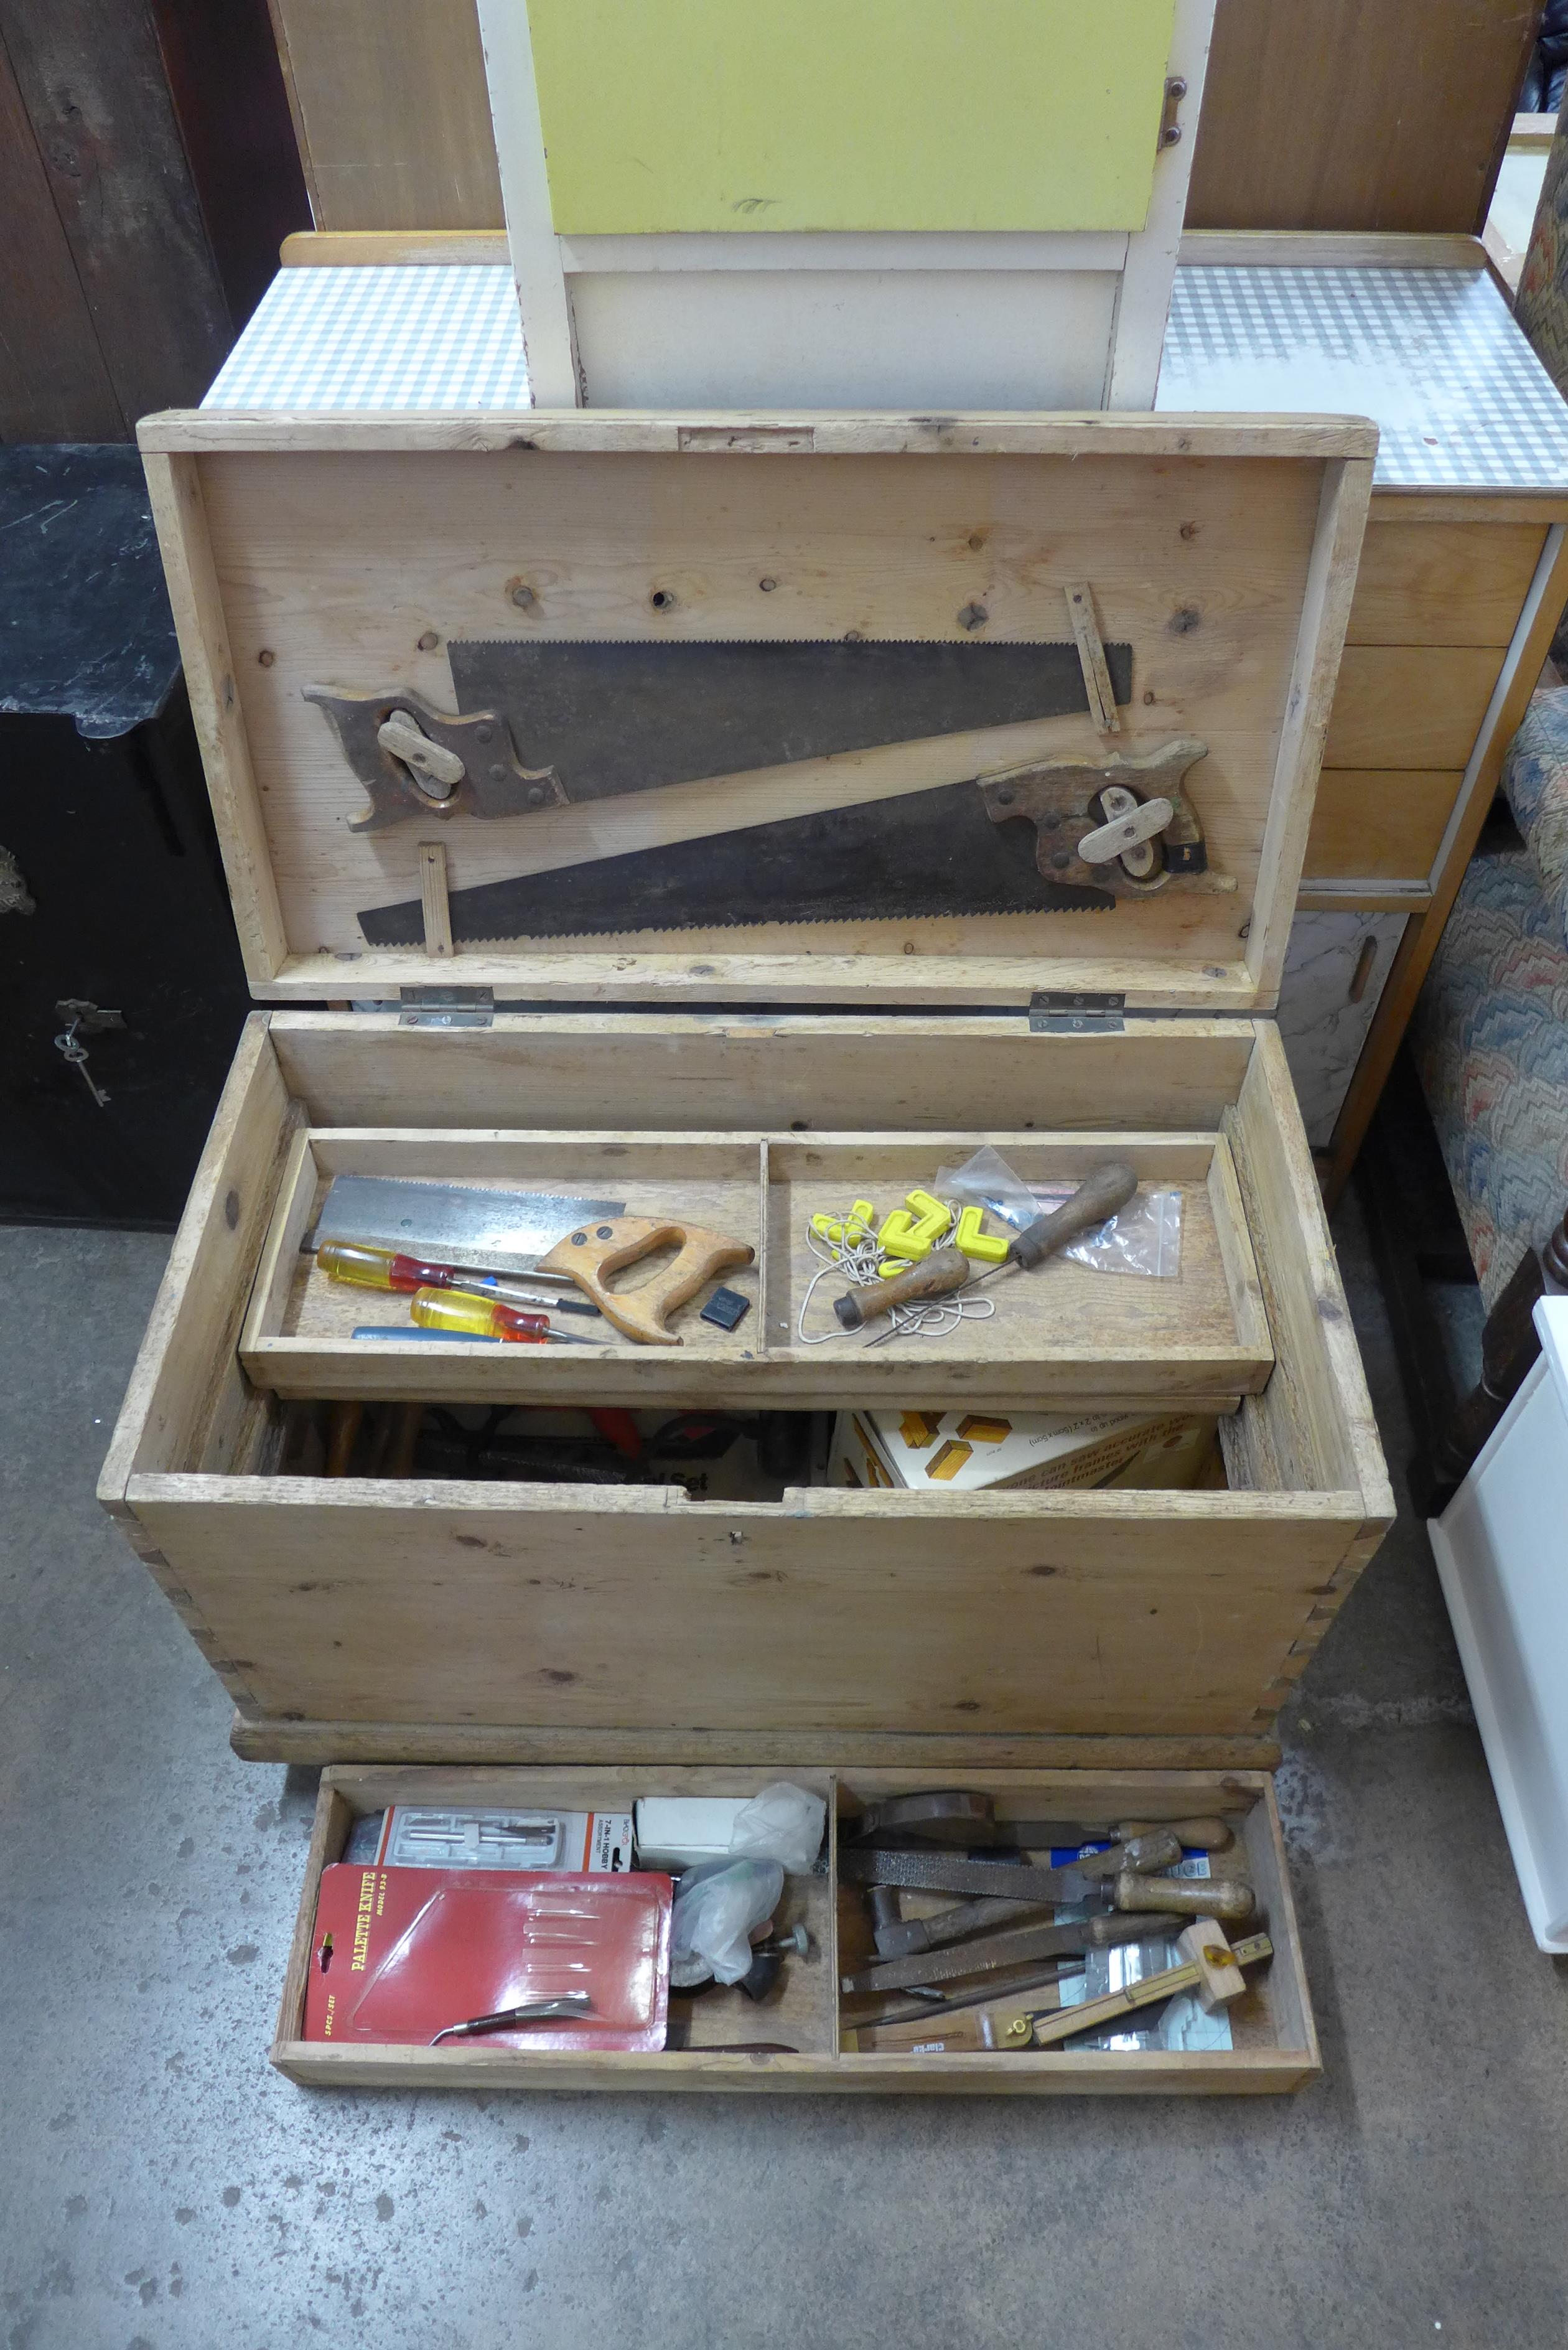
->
[[398, 985, 495, 1029], [1029, 990, 1125, 1035]]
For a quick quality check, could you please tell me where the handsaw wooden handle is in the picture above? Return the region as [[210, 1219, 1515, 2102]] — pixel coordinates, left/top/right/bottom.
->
[[536, 1214, 754, 1346], [1007, 1161, 1137, 1271], [835, 1247, 969, 1330]]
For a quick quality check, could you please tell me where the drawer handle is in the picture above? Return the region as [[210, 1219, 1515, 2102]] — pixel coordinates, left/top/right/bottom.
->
[[1348, 935, 1379, 1004]]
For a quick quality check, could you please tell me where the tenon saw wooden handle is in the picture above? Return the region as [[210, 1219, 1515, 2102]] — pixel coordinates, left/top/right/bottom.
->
[[536, 1214, 754, 1346], [835, 1247, 969, 1331]]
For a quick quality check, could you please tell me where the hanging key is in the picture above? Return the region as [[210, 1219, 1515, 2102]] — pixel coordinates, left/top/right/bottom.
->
[[52, 999, 124, 1108]]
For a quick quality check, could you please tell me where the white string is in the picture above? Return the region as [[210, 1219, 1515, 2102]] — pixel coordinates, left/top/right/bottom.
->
[[795, 1205, 996, 1347]]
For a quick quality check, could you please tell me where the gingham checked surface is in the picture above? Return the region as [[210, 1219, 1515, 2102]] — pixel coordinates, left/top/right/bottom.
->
[[203, 260, 1568, 488], [202, 268, 531, 408], [1162, 266, 1568, 489]]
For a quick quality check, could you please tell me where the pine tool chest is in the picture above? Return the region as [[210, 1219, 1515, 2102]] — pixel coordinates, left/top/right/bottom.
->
[[100, 413, 1391, 1832]]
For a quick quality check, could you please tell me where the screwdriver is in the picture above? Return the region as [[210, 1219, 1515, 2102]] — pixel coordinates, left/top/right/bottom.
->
[[317, 1238, 600, 1317], [410, 1288, 605, 1344]]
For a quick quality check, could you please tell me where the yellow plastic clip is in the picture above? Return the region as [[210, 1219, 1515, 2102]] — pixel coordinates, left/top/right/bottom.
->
[[879, 1189, 953, 1262], [811, 1199, 877, 1247], [953, 1204, 1010, 1264]]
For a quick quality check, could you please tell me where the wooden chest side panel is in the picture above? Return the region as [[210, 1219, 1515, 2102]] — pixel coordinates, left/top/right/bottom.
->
[[97, 1016, 299, 1492], [123, 1477, 1370, 1738], [268, 1011, 1259, 1133]]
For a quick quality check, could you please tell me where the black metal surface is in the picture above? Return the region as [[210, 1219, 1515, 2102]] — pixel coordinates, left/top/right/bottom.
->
[[447, 636, 1134, 804], [0, 445, 254, 1224], [0, 447, 180, 739], [0, 693, 254, 1224], [358, 778, 1114, 946]]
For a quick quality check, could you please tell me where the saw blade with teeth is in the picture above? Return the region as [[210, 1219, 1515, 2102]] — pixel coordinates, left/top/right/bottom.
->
[[357, 778, 1115, 946], [444, 635, 1134, 807]]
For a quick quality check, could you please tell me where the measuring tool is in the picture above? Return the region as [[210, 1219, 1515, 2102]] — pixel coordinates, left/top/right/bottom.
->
[[1001, 1929, 1272, 2049]]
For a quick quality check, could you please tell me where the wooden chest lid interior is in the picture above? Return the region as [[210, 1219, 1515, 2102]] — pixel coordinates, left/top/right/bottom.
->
[[138, 412, 1375, 1013]]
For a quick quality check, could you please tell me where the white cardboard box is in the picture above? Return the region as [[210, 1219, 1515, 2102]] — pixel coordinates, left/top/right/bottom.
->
[[827, 1405, 1193, 1494]]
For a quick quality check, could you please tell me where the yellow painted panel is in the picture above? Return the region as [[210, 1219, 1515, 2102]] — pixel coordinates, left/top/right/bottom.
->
[[525, 0, 1175, 234]]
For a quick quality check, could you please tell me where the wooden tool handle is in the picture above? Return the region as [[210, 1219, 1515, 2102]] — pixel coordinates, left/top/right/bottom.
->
[[536, 1214, 754, 1347], [1009, 1161, 1137, 1271], [1118, 1816, 1235, 1853], [836, 1247, 969, 1330], [1113, 1869, 1254, 1922]]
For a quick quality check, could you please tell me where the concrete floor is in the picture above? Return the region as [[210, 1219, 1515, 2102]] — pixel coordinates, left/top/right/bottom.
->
[[2, 1203, 1566, 2350]]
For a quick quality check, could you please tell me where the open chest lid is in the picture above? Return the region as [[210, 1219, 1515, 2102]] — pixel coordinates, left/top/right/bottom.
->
[[136, 410, 1376, 1016]]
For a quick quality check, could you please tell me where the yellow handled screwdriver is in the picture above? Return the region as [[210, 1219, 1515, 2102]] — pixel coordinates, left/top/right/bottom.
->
[[317, 1238, 601, 1318], [409, 1288, 605, 1344]]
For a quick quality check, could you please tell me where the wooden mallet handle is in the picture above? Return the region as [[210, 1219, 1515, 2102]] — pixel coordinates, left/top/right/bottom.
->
[[835, 1247, 969, 1331]]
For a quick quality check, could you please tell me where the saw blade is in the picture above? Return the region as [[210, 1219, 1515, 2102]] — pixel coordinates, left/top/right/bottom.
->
[[357, 778, 1114, 946], [307, 1176, 626, 1278], [447, 637, 1134, 806]]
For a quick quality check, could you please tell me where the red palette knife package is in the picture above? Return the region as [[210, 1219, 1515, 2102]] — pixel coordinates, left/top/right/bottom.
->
[[305, 1866, 673, 2051]]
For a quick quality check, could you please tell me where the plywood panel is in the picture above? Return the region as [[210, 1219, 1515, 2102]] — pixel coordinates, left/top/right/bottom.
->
[[1323, 646, 1504, 770], [523, 0, 1174, 235], [1187, 0, 1534, 235], [1304, 770, 1462, 881], [1346, 520, 1546, 647], [267, 0, 505, 232]]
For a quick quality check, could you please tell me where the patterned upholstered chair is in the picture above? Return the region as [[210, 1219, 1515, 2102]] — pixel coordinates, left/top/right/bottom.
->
[[1409, 688, 1568, 1486]]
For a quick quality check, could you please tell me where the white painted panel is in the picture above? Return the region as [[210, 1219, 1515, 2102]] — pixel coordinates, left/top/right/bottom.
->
[[571, 271, 1120, 409], [1431, 1298, 1568, 1952], [1274, 910, 1407, 1150]]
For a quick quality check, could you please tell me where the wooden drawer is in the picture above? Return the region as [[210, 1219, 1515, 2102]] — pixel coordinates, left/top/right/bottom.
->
[[274, 1762, 1318, 2094], [1304, 767, 1462, 882], [1323, 645, 1505, 770], [98, 1009, 1391, 1762], [1345, 519, 1546, 647]]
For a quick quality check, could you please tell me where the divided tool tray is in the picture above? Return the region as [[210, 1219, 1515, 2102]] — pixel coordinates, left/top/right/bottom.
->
[[276, 1766, 1317, 2095], [240, 1125, 1272, 1405]]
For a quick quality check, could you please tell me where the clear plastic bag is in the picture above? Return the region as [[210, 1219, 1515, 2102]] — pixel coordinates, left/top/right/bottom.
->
[[934, 1145, 1182, 1280], [727, 1782, 826, 1873], [669, 1857, 784, 1988]]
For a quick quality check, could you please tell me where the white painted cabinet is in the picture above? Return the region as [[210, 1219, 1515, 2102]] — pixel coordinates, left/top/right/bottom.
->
[[1430, 1300, 1568, 1952]]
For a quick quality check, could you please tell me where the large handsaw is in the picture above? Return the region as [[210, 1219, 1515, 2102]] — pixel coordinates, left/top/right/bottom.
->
[[308, 635, 1134, 834], [357, 737, 1217, 945]]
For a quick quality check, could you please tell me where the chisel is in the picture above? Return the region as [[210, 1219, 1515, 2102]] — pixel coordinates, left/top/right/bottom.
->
[[841, 1908, 1184, 1997], [839, 1830, 1180, 1904]]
